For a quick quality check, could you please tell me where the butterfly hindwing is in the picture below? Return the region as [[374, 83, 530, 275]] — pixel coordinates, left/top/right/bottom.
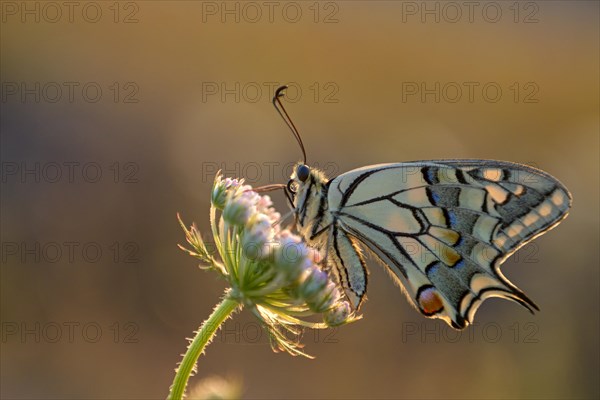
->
[[324, 160, 571, 329], [326, 226, 369, 308]]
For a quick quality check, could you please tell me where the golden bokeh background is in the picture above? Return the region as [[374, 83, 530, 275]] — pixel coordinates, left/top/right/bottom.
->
[[1, 1, 598, 399]]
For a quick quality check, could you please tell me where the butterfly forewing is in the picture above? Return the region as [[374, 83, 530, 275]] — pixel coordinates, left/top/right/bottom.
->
[[299, 160, 571, 329]]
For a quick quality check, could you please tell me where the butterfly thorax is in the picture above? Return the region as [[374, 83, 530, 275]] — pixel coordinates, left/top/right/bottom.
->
[[291, 166, 332, 249]]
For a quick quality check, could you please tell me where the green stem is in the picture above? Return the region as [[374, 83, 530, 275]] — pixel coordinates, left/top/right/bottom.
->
[[168, 294, 240, 400]]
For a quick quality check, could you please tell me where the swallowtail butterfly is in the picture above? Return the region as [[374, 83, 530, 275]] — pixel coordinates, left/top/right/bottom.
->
[[266, 86, 572, 329]]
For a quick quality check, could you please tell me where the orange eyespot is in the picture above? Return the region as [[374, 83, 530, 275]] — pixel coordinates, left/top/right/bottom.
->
[[418, 287, 444, 315]]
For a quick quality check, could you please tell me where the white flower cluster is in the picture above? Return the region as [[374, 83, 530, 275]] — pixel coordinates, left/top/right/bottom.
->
[[179, 174, 358, 357]]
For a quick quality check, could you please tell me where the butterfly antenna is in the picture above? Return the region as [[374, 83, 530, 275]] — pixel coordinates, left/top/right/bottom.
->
[[273, 85, 307, 164]]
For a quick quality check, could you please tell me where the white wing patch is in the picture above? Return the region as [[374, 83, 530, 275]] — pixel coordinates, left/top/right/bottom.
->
[[350, 206, 422, 234]]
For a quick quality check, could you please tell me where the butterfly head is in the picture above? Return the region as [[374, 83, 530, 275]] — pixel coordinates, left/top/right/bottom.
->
[[287, 163, 328, 205], [287, 163, 311, 201]]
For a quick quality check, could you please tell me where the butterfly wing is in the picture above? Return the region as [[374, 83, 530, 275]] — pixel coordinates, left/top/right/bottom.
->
[[326, 160, 572, 329]]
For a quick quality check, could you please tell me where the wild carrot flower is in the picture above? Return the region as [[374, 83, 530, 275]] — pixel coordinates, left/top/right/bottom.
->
[[168, 174, 358, 400]]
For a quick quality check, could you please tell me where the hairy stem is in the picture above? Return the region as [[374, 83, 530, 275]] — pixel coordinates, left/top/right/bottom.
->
[[168, 294, 240, 400]]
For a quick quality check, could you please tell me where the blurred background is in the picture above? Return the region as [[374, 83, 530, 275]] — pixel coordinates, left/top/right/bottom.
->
[[1, 1, 598, 399]]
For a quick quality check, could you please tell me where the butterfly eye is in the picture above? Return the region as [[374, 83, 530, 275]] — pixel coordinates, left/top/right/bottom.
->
[[296, 164, 310, 182]]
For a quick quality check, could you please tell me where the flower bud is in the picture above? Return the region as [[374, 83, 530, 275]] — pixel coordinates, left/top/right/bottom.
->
[[274, 234, 307, 281], [223, 195, 254, 226], [324, 301, 352, 327], [299, 268, 328, 303], [241, 214, 272, 260], [256, 195, 273, 213], [211, 177, 240, 209], [307, 281, 339, 313]]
